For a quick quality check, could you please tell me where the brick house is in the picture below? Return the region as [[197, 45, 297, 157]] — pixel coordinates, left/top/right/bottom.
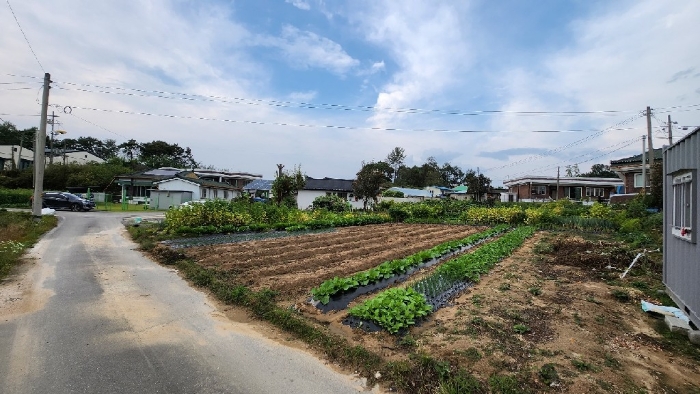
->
[[610, 148, 663, 194], [503, 176, 623, 203]]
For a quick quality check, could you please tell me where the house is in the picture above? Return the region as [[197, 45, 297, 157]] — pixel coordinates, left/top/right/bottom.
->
[[662, 126, 699, 328], [0, 145, 33, 170], [381, 187, 435, 203], [46, 148, 105, 165], [297, 177, 364, 209], [149, 172, 239, 209], [243, 179, 274, 199], [503, 176, 623, 204], [447, 185, 469, 200], [610, 148, 663, 194], [114, 167, 261, 204]]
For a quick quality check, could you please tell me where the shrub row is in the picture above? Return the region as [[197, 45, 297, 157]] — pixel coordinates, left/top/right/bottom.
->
[[310, 224, 510, 304], [0, 188, 32, 207]]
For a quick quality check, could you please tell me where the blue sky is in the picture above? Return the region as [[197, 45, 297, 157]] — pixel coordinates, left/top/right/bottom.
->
[[1, 0, 699, 183]]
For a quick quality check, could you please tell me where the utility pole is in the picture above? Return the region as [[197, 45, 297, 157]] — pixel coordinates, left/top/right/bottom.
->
[[556, 166, 560, 200], [48, 111, 59, 165], [645, 106, 654, 196], [32, 73, 50, 218], [668, 114, 673, 145], [641, 135, 647, 195]]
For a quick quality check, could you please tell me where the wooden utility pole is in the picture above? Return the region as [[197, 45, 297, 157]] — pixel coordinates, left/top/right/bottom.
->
[[668, 115, 673, 145], [48, 111, 58, 165], [641, 135, 647, 194], [646, 106, 654, 195], [556, 166, 560, 200], [32, 73, 50, 218]]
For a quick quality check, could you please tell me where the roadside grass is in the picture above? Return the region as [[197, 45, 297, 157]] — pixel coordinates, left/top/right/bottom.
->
[[0, 209, 57, 279]]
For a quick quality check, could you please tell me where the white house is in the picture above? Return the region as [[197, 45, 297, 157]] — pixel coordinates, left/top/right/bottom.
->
[[297, 177, 364, 210], [0, 145, 33, 170], [154, 172, 240, 202], [49, 149, 105, 165]]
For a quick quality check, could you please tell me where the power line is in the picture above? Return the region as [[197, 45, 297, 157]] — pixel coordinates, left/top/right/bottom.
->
[[51, 104, 642, 134], [64, 111, 129, 139], [6, 0, 44, 72], [506, 137, 642, 178], [53, 81, 640, 117], [484, 112, 644, 172]]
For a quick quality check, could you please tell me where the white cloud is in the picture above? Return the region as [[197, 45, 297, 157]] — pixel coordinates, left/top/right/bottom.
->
[[347, 1, 473, 126], [258, 25, 359, 76], [289, 91, 317, 101], [481, 0, 700, 182], [286, 0, 311, 11]]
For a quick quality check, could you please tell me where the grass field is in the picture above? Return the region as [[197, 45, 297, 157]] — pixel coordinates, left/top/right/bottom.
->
[[0, 210, 57, 279]]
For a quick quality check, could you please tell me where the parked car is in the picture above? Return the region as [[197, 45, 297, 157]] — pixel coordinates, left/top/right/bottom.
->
[[42, 192, 95, 211]]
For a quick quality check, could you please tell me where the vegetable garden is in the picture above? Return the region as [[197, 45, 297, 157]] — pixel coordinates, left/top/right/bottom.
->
[[130, 194, 700, 393]]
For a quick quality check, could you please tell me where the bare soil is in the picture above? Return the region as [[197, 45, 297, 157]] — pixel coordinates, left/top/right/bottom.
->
[[179, 225, 700, 393], [182, 223, 485, 301]]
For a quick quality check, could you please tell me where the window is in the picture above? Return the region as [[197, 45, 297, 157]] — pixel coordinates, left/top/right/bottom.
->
[[201, 188, 207, 198], [337, 192, 348, 199], [586, 187, 604, 197], [224, 190, 229, 199], [672, 172, 693, 241], [531, 186, 546, 195], [634, 173, 649, 188]]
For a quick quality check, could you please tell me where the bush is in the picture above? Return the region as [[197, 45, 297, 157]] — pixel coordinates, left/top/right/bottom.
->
[[619, 218, 642, 233], [311, 195, 351, 212], [0, 188, 33, 207], [389, 204, 410, 222]]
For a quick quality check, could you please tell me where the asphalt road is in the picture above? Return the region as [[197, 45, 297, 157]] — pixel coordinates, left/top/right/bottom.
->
[[0, 210, 373, 394]]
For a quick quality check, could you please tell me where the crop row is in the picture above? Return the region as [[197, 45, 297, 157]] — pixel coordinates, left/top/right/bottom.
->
[[310, 224, 510, 305], [348, 226, 534, 334]]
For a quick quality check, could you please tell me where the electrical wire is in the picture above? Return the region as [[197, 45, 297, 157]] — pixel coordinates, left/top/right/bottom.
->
[[6, 0, 44, 72], [484, 112, 644, 172], [50, 104, 642, 134], [64, 111, 129, 139], [53, 81, 639, 117], [506, 136, 642, 179]]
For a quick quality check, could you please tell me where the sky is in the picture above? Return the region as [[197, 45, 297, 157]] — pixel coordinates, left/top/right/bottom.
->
[[1, 0, 699, 183]]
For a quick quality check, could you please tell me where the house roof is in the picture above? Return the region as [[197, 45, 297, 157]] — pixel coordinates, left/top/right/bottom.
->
[[452, 185, 468, 192], [387, 187, 433, 198], [303, 177, 354, 192], [504, 176, 623, 187], [610, 148, 663, 165], [243, 179, 274, 191], [169, 172, 238, 189]]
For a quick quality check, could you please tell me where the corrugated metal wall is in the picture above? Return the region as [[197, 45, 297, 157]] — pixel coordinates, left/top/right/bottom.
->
[[663, 127, 700, 328]]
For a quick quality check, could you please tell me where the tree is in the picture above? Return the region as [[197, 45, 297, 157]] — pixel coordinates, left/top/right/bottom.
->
[[440, 162, 465, 187], [463, 169, 491, 202], [118, 139, 141, 161], [353, 161, 391, 209], [271, 165, 305, 207], [385, 147, 406, 183], [579, 163, 618, 178], [395, 156, 444, 188], [565, 164, 580, 177], [138, 140, 198, 168]]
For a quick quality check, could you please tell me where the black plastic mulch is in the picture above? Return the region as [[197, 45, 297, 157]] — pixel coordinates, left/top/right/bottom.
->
[[315, 237, 491, 313]]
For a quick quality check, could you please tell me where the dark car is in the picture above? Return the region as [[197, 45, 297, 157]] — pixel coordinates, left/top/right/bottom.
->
[[42, 192, 96, 211]]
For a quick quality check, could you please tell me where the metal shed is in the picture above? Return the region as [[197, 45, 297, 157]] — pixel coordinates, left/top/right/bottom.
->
[[663, 126, 699, 328], [149, 190, 193, 210]]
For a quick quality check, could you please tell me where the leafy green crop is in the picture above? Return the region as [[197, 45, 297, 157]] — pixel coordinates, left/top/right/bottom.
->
[[348, 288, 432, 334], [311, 225, 509, 304], [350, 226, 535, 334]]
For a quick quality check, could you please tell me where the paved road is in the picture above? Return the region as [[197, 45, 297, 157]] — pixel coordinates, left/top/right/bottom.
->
[[0, 211, 372, 393]]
